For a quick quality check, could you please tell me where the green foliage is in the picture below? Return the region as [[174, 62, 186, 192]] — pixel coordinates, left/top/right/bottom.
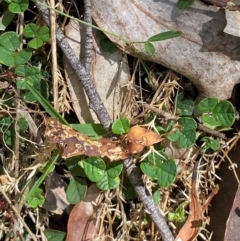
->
[[44, 229, 66, 241], [97, 31, 118, 53], [0, 11, 15, 31], [0, 31, 32, 66], [66, 177, 87, 204], [140, 151, 177, 187], [144, 31, 182, 56], [27, 188, 45, 208], [23, 23, 50, 49], [197, 97, 235, 129], [168, 202, 186, 224], [8, 0, 29, 13], [111, 117, 130, 135], [177, 0, 195, 9], [168, 117, 197, 148], [201, 137, 220, 153], [175, 92, 194, 116]]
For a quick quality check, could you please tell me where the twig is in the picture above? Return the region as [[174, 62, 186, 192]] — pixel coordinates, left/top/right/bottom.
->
[[50, 0, 58, 110], [34, 1, 174, 240], [197, 123, 226, 139], [34, 0, 112, 132], [83, 0, 92, 72]]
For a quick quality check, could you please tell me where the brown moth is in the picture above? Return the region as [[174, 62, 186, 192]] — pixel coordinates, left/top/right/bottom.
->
[[45, 118, 163, 161]]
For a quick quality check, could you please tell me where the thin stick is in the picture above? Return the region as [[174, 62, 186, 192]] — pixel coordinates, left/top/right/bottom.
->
[[50, 0, 58, 110]]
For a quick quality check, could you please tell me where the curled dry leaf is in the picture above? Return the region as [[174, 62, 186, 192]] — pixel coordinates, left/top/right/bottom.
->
[[175, 162, 219, 241], [45, 118, 162, 161]]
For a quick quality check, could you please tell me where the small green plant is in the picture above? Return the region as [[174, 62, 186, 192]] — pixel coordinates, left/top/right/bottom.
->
[[168, 202, 186, 224], [23, 23, 50, 49]]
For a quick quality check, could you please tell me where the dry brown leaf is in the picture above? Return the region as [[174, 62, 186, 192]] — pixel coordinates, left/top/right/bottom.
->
[[66, 185, 103, 241], [45, 118, 163, 160], [175, 164, 202, 241], [122, 125, 163, 153]]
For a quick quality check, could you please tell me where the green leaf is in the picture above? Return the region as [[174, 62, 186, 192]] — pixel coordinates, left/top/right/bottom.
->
[[178, 117, 197, 130], [23, 23, 38, 38], [152, 189, 161, 204], [140, 162, 157, 179], [27, 38, 43, 49], [212, 101, 235, 128], [197, 97, 218, 113], [14, 48, 32, 65], [37, 26, 50, 42], [148, 31, 182, 42], [201, 137, 220, 153], [122, 175, 137, 199], [199, 115, 221, 129], [144, 41, 155, 56], [156, 159, 176, 187], [96, 172, 120, 190], [100, 38, 118, 53], [0, 11, 15, 31], [111, 117, 130, 135], [141, 152, 177, 187], [4, 128, 15, 146], [66, 177, 87, 204], [177, 0, 195, 9], [8, 0, 29, 13], [106, 161, 123, 179], [65, 157, 86, 177], [178, 129, 196, 148], [81, 157, 106, 182], [44, 229, 66, 241], [168, 202, 186, 223], [0, 31, 20, 51], [27, 188, 45, 208], [176, 93, 194, 116], [71, 123, 106, 138]]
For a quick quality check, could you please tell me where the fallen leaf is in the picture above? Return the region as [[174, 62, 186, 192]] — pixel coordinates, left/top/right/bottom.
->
[[175, 163, 202, 241], [45, 118, 163, 161], [66, 185, 104, 241], [122, 125, 163, 154], [175, 163, 219, 241]]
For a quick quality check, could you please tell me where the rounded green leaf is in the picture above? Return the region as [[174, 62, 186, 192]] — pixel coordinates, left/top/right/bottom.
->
[[23, 23, 38, 38], [144, 41, 155, 56], [37, 26, 50, 42], [156, 159, 177, 187], [106, 161, 123, 179], [168, 129, 181, 142], [178, 129, 196, 148], [177, 0, 195, 9], [140, 162, 157, 179], [81, 157, 106, 182], [111, 117, 130, 135], [197, 97, 218, 113], [200, 115, 221, 129], [178, 117, 197, 130], [176, 93, 194, 116], [96, 172, 120, 190], [0, 47, 15, 66], [66, 177, 87, 204], [27, 38, 43, 49], [0, 31, 20, 51], [15, 48, 32, 65], [8, 0, 29, 13], [212, 101, 235, 128], [15, 65, 41, 84], [148, 31, 182, 42]]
